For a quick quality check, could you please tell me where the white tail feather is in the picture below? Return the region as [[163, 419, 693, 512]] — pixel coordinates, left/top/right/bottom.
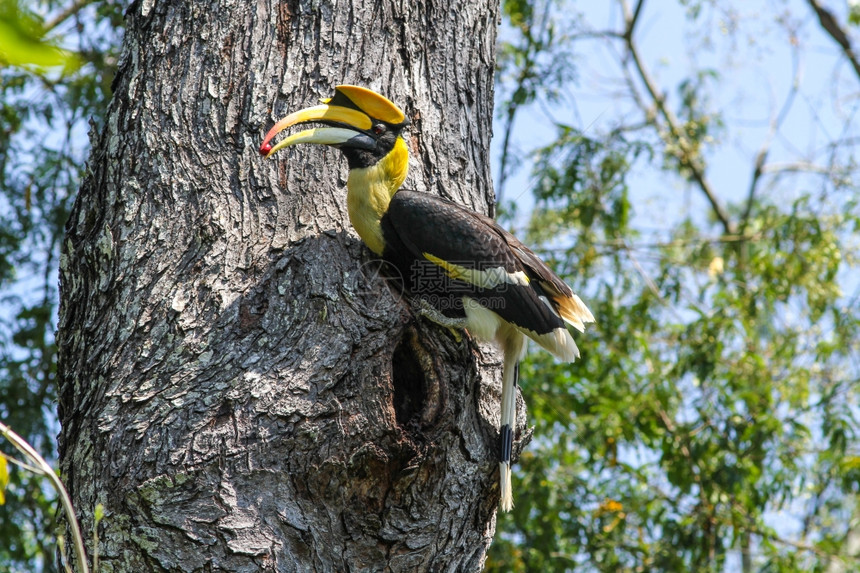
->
[[500, 462, 514, 512]]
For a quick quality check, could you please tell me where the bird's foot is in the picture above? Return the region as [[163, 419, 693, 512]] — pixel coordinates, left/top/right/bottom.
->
[[412, 297, 467, 340]]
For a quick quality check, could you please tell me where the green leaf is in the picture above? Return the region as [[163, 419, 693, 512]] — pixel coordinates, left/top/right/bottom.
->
[[0, 0, 81, 73]]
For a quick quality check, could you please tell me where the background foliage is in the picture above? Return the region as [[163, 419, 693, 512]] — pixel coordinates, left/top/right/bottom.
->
[[488, 1, 860, 572], [0, 0, 858, 572], [0, 0, 122, 570]]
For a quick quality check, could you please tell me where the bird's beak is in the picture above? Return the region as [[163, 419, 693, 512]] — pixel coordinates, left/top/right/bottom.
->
[[260, 85, 407, 158], [259, 103, 374, 157]]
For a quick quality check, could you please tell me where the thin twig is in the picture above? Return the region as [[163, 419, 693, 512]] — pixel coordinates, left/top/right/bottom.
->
[[805, 0, 860, 83], [619, 0, 736, 235], [496, 102, 519, 206], [741, 32, 802, 231], [44, 0, 94, 33], [628, 0, 645, 34], [531, 230, 767, 254], [0, 422, 90, 573], [0, 451, 48, 475]]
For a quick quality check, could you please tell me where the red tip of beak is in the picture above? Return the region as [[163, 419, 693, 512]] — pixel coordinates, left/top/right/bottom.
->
[[259, 142, 273, 156]]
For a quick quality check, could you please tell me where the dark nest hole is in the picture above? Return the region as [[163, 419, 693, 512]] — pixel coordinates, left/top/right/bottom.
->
[[391, 336, 427, 427], [391, 334, 428, 429]]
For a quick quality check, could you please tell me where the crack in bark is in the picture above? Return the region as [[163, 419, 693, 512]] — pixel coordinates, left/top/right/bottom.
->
[[59, 0, 504, 570]]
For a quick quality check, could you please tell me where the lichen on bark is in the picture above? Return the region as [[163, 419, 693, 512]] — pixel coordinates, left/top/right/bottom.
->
[[59, 0, 512, 570]]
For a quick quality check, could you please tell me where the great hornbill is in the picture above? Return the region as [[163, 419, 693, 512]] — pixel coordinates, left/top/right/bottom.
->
[[260, 85, 594, 512]]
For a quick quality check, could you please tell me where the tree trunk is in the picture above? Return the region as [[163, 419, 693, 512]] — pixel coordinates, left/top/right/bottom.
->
[[58, 0, 508, 571]]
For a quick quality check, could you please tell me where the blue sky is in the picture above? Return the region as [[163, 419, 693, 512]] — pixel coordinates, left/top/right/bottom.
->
[[494, 0, 860, 236]]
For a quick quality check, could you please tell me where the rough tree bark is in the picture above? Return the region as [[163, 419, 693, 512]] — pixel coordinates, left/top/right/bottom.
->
[[58, 0, 516, 571]]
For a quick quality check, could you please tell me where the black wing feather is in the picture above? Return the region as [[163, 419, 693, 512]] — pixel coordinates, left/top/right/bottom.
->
[[381, 191, 567, 336]]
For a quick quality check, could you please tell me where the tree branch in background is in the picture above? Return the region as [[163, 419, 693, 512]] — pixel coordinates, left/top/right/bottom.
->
[[44, 0, 94, 33], [0, 423, 90, 573], [492, 1, 860, 571], [620, 0, 736, 235], [495, 2, 540, 206], [806, 0, 860, 82], [495, 0, 578, 209], [741, 30, 802, 232]]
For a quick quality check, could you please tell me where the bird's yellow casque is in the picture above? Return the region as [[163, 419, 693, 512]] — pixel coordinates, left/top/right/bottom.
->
[[261, 85, 594, 512]]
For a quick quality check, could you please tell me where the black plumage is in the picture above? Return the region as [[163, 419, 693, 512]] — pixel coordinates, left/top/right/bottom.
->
[[382, 191, 568, 336], [262, 85, 594, 512]]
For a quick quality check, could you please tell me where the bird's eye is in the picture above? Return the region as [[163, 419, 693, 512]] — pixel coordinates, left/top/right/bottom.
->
[[372, 124, 386, 135]]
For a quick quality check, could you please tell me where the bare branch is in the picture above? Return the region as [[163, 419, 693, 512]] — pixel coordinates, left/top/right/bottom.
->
[[496, 103, 519, 206], [619, 0, 736, 235], [1, 422, 90, 573], [741, 32, 802, 230], [44, 0, 95, 33], [627, 0, 646, 39], [805, 0, 860, 83], [0, 451, 46, 475], [760, 161, 831, 176]]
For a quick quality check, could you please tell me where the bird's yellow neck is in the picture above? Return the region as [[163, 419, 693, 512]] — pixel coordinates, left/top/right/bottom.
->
[[346, 137, 409, 255]]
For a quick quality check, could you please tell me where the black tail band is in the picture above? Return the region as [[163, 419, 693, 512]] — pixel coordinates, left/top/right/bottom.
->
[[500, 424, 513, 463]]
